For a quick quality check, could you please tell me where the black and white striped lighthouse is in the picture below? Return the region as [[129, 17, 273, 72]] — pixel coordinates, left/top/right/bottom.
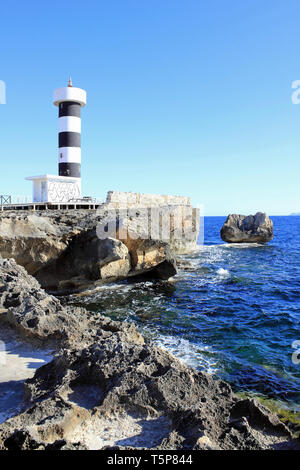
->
[[53, 78, 87, 184]]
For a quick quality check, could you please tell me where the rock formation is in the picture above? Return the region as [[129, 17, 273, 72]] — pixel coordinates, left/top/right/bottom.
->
[[105, 191, 200, 255], [0, 211, 177, 292], [0, 258, 299, 450], [220, 212, 273, 243], [0, 192, 199, 292], [0, 257, 90, 344]]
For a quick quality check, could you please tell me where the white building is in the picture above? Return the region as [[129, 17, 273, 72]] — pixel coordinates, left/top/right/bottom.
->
[[25, 174, 81, 203]]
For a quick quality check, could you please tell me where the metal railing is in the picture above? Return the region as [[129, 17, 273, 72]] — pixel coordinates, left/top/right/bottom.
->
[[0, 195, 11, 204], [0, 195, 32, 205], [0, 195, 104, 206], [68, 197, 104, 204]]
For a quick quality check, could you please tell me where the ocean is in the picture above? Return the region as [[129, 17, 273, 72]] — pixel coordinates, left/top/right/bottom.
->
[[70, 215, 300, 423]]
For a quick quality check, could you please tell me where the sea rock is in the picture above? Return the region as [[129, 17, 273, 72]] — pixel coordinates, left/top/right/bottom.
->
[[176, 258, 195, 271], [220, 212, 273, 243]]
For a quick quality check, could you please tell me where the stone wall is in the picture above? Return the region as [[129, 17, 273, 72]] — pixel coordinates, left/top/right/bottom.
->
[[103, 191, 199, 255], [106, 191, 191, 207]]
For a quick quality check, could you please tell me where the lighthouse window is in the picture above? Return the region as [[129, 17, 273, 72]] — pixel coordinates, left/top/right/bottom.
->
[[60, 153, 63, 159]]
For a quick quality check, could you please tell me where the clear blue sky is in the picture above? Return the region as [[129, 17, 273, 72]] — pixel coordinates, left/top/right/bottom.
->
[[0, 0, 300, 215]]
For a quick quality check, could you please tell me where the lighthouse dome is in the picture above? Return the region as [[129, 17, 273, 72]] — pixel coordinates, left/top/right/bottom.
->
[[53, 86, 86, 107]]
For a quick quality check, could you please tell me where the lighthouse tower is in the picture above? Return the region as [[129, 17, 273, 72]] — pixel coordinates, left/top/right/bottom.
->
[[53, 77, 87, 181], [26, 79, 87, 204]]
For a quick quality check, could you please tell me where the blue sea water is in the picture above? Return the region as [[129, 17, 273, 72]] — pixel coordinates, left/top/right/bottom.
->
[[71, 216, 300, 417]]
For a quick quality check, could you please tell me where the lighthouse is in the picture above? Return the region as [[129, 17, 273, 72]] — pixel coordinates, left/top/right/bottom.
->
[[53, 77, 86, 181], [26, 79, 87, 204]]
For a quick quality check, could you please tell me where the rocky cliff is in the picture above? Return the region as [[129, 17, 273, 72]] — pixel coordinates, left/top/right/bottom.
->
[[0, 258, 299, 450], [0, 192, 199, 292]]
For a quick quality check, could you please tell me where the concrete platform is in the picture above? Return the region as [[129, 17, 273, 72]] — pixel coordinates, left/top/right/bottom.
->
[[0, 201, 104, 211]]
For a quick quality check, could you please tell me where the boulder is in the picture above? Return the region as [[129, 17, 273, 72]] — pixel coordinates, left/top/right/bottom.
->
[[119, 237, 177, 280], [176, 258, 195, 271], [34, 232, 132, 290], [220, 212, 273, 243], [115, 214, 177, 279]]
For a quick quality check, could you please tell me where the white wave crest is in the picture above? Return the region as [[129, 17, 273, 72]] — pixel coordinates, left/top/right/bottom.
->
[[217, 268, 230, 277], [154, 335, 218, 375]]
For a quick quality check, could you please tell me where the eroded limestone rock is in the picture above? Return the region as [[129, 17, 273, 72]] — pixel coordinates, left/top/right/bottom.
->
[[221, 213, 273, 243], [0, 259, 299, 451]]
